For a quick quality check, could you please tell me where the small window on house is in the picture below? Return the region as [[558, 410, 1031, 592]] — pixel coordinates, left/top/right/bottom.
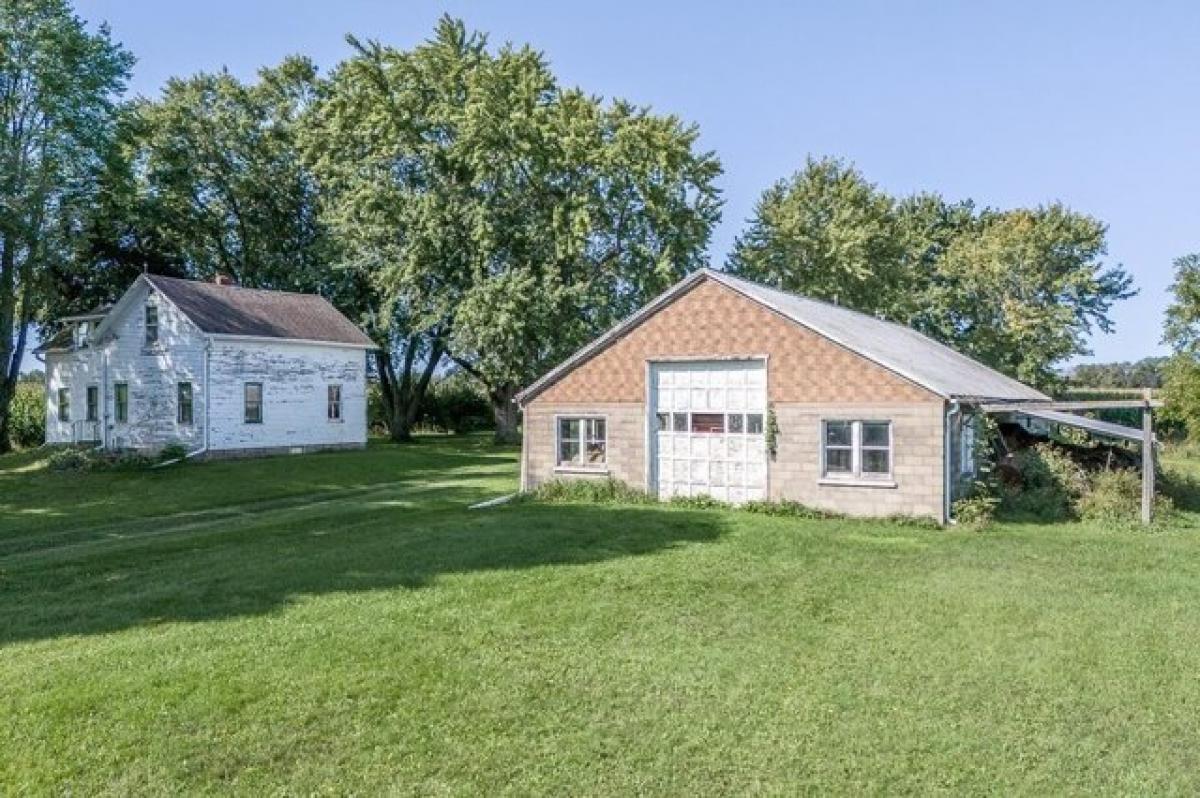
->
[[75, 321, 90, 348], [327, 384, 342, 421], [86, 385, 99, 422], [557, 417, 606, 468], [244, 382, 263, 424], [728, 413, 745, 434], [177, 382, 193, 425], [746, 413, 765, 434], [691, 413, 725, 433], [822, 420, 892, 480], [671, 412, 688, 432], [114, 383, 129, 423], [58, 388, 70, 422], [145, 304, 158, 346]]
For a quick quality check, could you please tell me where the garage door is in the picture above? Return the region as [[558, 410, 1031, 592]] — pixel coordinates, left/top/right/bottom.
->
[[650, 360, 767, 502]]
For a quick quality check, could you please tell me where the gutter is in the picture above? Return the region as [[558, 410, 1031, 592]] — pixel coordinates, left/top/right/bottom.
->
[[943, 400, 961, 525]]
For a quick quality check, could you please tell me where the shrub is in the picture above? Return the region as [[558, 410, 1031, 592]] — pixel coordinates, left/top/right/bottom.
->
[[531, 478, 653, 504], [159, 441, 189, 462], [999, 444, 1089, 521], [47, 447, 92, 472], [8, 380, 45, 449], [953, 493, 999, 528], [1077, 468, 1174, 525], [420, 374, 492, 433], [741, 499, 835, 519]]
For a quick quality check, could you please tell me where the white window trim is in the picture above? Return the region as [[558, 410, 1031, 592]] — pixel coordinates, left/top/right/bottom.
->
[[819, 419, 896, 487], [244, 382, 264, 425], [554, 414, 608, 474], [327, 384, 343, 423], [114, 382, 129, 424], [177, 381, 194, 426], [144, 304, 160, 348]]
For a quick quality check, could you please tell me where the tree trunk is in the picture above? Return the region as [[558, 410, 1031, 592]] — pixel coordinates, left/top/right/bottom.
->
[[490, 383, 521, 444], [0, 237, 17, 454], [375, 335, 444, 443]]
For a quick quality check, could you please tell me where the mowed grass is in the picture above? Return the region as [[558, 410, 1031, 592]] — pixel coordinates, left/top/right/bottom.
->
[[3, 438, 1200, 794]]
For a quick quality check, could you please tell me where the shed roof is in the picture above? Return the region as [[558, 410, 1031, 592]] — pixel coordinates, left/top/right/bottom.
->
[[1014, 408, 1148, 443], [517, 269, 1049, 405]]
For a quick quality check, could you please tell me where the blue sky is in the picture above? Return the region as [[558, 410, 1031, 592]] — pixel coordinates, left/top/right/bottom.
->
[[44, 0, 1197, 368]]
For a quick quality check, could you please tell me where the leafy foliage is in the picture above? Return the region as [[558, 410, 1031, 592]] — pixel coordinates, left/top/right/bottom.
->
[[0, 0, 132, 451], [306, 17, 722, 440], [729, 157, 1135, 389], [8, 379, 44, 449], [1162, 254, 1200, 440]]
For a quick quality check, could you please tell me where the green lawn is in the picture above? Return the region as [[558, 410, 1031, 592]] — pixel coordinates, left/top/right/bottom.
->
[[3, 438, 1200, 794]]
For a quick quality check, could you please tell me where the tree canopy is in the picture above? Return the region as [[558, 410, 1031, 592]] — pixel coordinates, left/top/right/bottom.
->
[[729, 157, 1135, 389], [0, 0, 132, 451], [306, 17, 722, 440]]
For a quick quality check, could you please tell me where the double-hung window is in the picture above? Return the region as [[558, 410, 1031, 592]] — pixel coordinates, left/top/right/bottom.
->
[[327, 385, 342, 421], [822, 420, 892, 480], [557, 417, 606, 469], [86, 385, 99, 422], [145, 305, 158, 346], [114, 383, 129, 423], [244, 382, 263, 424], [58, 388, 70, 422], [177, 382, 194, 425]]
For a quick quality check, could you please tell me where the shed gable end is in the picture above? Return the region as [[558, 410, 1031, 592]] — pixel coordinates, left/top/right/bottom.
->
[[532, 277, 938, 405]]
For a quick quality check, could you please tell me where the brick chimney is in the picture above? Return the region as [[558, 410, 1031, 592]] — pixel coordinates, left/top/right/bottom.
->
[[213, 274, 236, 286]]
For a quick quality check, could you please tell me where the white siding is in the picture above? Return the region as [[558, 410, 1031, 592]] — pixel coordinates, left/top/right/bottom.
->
[[45, 281, 368, 454], [104, 282, 207, 450], [207, 339, 367, 452]]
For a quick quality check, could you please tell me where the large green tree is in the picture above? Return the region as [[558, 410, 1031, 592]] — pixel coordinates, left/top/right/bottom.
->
[[1161, 253, 1200, 438], [729, 158, 1134, 389], [0, 0, 132, 451], [308, 17, 721, 441]]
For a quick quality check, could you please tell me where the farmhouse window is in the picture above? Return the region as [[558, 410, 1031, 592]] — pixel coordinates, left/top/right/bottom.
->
[[557, 417, 606, 468], [327, 384, 342, 421], [86, 385, 99, 422], [114, 383, 129, 423], [145, 304, 158, 346], [58, 388, 70, 422], [244, 382, 263, 424], [177, 382, 194, 425], [822, 420, 893, 480]]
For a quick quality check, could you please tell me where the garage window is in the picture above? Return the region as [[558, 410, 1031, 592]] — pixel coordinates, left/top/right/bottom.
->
[[822, 420, 892, 480], [558, 417, 606, 469]]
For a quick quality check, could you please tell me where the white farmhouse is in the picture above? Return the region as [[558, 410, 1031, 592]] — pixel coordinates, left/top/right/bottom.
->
[[35, 274, 375, 457]]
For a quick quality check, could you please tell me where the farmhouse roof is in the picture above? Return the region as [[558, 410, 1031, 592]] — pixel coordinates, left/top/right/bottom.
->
[[516, 269, 1049, 405], [144, 275, 375, 347]]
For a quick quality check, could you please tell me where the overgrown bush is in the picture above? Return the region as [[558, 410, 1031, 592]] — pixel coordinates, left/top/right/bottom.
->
[[742, 499, 835, 519], [1077, 468, 1174, 524], [531, 477, 653, 504], [952, 492, 1000, 528], [46, 446, 157, 472], [420, 373, 492, 433], [47, 447, 92, 472], [8, 380, 45, 449], [999, 444, 1089, 521], [159, 441, 188, 462]]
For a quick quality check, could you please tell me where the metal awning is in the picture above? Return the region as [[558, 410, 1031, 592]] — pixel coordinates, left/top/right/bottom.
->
[[1013, 408, 1149, 443]]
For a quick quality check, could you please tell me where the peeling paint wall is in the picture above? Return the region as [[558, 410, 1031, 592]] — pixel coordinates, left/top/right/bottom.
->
[[46, 282, 205, 449], [207, 339, 367, 452]]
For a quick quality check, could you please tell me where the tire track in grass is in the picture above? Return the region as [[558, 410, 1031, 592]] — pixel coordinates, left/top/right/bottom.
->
[[0, 478, 506, 567]]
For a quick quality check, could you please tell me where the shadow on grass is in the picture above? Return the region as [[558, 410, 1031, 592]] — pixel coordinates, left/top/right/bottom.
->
[[0, 499, 727, 646]]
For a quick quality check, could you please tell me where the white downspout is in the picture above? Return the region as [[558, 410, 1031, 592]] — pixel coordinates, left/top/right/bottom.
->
[[186, 339, 211, 460], [944, 400, 961, 525]]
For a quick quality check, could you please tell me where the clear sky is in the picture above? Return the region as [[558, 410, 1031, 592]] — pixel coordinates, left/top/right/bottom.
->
[[42, 0, 1198, 369]]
